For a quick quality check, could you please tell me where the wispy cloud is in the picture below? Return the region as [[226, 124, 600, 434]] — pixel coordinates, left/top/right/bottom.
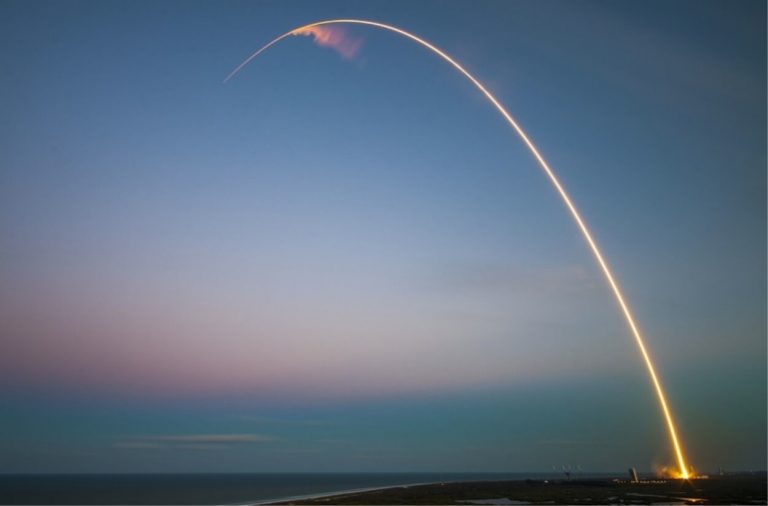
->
[[113, 441, 162, 449], [239, 415, 335, 427], [316, 438, 349, 445], [142, 434, 275, 443], [114, 433, 275, 450], [292, 25, 363, 60], [538, 438, 627, 448]]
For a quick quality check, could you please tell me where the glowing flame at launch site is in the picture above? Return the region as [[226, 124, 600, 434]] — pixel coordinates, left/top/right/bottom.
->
[[224, 19, 691, 479]]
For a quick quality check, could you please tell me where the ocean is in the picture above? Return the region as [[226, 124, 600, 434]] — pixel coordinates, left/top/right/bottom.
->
[[0, 472, 573, 504]]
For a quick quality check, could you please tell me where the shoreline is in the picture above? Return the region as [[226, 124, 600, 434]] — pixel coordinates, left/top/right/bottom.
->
[[254, 479, 473, 505]]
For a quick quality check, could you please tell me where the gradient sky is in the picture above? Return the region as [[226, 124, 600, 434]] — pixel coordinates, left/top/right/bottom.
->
[[0, 0, 765, 473]]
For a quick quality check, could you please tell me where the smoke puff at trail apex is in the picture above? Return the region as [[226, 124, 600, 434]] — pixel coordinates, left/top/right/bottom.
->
[[293, 25, 362, 60]]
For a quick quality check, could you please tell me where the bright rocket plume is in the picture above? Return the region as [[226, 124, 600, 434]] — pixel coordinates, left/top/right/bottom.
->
[[224, 19, 692, 479]]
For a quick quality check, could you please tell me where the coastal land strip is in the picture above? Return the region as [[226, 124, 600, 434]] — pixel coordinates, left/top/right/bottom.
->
[[272, 473, 767, 505]]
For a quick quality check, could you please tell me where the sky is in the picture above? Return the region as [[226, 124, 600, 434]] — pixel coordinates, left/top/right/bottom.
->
[[0, 0, 765, 473]]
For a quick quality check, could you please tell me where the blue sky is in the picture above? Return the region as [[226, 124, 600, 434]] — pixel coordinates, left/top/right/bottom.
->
[[0, 0, 765, 473]]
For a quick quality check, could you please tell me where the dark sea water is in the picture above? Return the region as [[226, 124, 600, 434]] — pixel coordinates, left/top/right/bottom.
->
[[0, 472, 583, 505]]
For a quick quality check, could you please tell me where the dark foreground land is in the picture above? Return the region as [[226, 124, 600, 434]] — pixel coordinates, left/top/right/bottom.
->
[[277, 474, 767, 505]]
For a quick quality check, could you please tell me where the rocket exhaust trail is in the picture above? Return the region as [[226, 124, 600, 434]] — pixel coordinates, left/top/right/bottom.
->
[[225, 19, 691, 479]]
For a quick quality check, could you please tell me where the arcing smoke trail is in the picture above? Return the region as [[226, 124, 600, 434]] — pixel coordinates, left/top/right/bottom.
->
[[225, 19, 691, 479]]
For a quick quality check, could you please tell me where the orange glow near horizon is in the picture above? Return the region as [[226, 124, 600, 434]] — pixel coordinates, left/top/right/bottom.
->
[[659, 465, 696, 480], [225, 18, 692, 479]]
